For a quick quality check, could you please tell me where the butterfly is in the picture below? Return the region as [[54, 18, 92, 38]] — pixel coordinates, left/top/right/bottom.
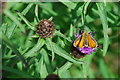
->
[[73, 30, 98, 49]]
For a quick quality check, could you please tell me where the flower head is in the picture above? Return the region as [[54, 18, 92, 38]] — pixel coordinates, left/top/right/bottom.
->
[[36, 19, 55, 38]]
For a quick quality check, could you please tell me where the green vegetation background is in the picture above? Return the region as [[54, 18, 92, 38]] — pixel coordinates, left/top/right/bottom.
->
[[1, 2, 119, 78]]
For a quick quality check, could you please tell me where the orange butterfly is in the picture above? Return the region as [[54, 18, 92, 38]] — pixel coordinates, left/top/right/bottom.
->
[[73, 30, 98, 49]]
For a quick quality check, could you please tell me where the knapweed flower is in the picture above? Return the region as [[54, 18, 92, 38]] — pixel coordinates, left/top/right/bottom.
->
[[36, 19, 55, 38], [73, 30, 98, 55], [77, 47, 96, 55]]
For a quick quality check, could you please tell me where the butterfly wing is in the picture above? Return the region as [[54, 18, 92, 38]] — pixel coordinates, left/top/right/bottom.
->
[[88, 34, 97, 48], [73, 34, 85, 48]]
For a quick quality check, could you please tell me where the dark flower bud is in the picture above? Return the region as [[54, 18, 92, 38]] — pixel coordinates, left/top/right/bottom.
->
[[36, 19, 55, 38], [45, 74, 60, 80]]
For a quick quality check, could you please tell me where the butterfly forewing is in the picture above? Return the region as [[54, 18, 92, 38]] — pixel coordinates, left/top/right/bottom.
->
[[78, 35, 85, 48], [73, 35, 82, 48]]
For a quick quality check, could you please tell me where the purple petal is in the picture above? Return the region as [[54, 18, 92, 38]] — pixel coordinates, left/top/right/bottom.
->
[[77, 47, 96, 55]]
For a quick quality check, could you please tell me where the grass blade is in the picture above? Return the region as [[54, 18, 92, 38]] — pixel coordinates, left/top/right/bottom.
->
[[97, 3, 109, 56]]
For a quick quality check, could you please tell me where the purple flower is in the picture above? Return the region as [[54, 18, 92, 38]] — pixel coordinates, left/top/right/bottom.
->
[[77, 47, 96, 55]]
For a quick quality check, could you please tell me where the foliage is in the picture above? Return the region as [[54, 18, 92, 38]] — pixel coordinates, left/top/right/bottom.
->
[[1, 2, 119, 78]]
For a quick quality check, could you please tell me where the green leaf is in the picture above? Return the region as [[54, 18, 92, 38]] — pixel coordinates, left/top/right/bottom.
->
[[41, 49, 53, 73], [3, 65, 32, 78], [15, 10, 35, 31], [54, 61, 72, 74], [1, 32, 28, 69], [1, 23, 7, 34], [55, 30, 72, 42], [21, 3, 34, 16], [36, 3, 57, 16], [69, 24, 74, 38], [4, 10, 26, 33], [3, 49, 15, 59], [34, 4, 40, 22], [59, 0, 77, 9], [35, 55, 48, 78], [47, 38, 55, 62], [83, 52, 96, 78], [25, 30, 34, 48], [59, 69, 71, 78], [99, 59, 109, 78], [46, 41, 84, 64], [31, 34, 39, 38], [5, 3, 34, 38], [24, 38, 45, 58], [6, 23, 16, 38], [17, 61, 23, 71], [97, 3, 109, 56], [82, 2, 91, 25]]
